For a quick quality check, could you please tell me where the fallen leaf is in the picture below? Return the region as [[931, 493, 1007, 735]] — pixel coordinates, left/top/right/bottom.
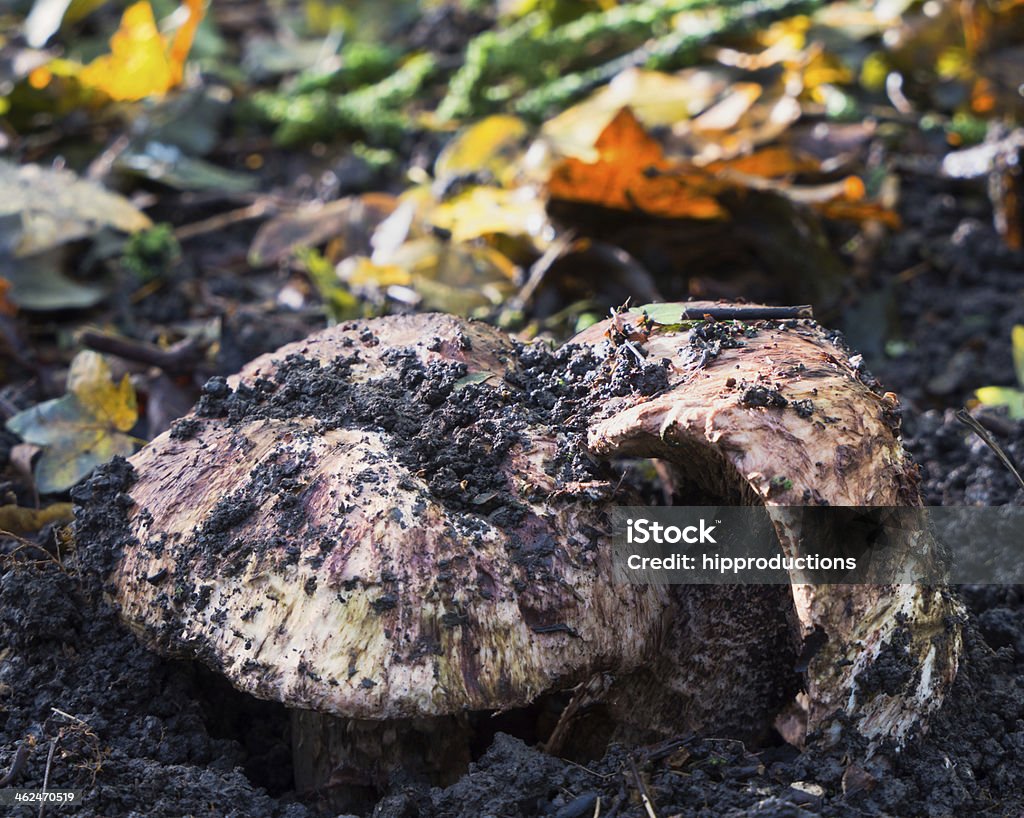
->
[[339, 255, 412, 288], [116, 142, 257, 193], [542, 67, 728, 161], [1013, 324, 1024, 386], [430, 186, 550, 243], [677, 86, 802, 164], [87, 0, 203, 100], [6, 351, 139, 493], [0, 503, 75, 535], [547, 107, 727, 219], [3, 250, 109, 311], [249, 194, 397, 267], [0, 159, 151, 257], [32, 0, 204, 102], [974, 385, 1024, 419], [706, 145, 820, 178], [0, 277, 15, 315], [434, 115, 529, 186]]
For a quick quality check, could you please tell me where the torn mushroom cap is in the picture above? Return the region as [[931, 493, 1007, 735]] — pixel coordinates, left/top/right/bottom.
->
[[572, 308, 963, 743], [109, 314, 669, 719]]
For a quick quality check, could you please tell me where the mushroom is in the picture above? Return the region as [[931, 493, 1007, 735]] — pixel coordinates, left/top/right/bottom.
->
[[75, 306, 961, 810]]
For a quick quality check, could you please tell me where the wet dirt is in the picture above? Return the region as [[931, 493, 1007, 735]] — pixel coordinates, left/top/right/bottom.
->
[[4, 176, 1024, 817]]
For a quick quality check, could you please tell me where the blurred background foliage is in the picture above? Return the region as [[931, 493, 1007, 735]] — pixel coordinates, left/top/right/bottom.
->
[[0, 0, 1022, 492]]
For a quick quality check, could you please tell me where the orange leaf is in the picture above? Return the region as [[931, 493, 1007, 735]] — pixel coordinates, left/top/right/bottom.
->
[[0, 277, 15, 316], [707, 146, 821, 178], [817, 199, 901, 228], [548, 108, 727, 220]]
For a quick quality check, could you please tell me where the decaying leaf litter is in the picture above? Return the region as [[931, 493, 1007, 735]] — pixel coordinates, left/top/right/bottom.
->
[[2, 0, 1024, 816]]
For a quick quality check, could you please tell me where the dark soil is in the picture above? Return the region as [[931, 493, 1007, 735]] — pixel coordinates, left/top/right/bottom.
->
[[4, 178, 1024, 818]]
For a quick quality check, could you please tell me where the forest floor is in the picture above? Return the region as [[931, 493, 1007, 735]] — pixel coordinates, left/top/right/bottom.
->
[[3, 1, 1024, 816]]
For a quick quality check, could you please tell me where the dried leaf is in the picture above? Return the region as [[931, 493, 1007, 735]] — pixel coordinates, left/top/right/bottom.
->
[[33, 0, 204, 102], [0, 159, 152, 257], [0, 277, 15, 316], [249, 194, 397, 267], [0, 503, 74, 535], [542, 67, 728, 160], [1013, 324, 1024, 387], [547, 107, 727, 219], [677, 86, 802, 164], [435, 115, 529, 186], [6, 351, 139, 493], [430, 186, 550, 243]]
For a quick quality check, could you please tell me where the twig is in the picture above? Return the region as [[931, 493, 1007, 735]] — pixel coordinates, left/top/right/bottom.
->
[[0, 742, 30, 787], [50, 709, 89, 727], [86, 134, 131, 182], [627, 757, 660, 818], [80, 331, 208, 375], [173, 199, 275, 242], [39, 737, 57, 818], [956, 408, 1024, 491], [513, 231, 576, 310], [593, 796, 601, 818], [676, 304, 814, 321]]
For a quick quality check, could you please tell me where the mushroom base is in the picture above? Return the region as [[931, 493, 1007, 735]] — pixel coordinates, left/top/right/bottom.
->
[[291, 711, 479, 812]]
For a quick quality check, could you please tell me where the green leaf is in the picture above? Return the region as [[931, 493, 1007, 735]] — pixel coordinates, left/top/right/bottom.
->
[[4, 249, 109, 310], [974, 386, 1024, 420], [5, 351, 139, 493], [627, 303, 688, 325], [116, 142, 257, 193], [453, 371, 499, 392]]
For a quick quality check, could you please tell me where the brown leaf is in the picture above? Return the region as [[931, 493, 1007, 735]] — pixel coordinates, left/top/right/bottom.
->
[[547, 107, 727, 219]]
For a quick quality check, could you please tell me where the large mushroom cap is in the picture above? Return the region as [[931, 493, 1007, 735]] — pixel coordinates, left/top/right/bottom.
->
[[103, 313, 669, 719]]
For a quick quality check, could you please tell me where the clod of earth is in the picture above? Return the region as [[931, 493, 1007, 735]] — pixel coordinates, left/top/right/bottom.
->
[[74, 306, 962, 812]]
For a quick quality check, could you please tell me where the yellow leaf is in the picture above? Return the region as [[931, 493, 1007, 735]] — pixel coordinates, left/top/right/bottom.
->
[[67, 351, 138, 433], [1012, 325, 1024, 387], [435, 115, 529, 186], [76, 0, 204, 101], [5, 351, 139, 493], [339, 256, 412, 288], [430, 186, 549, 243], [974, 386, 1024, 419], [0, 503, 74, 535]]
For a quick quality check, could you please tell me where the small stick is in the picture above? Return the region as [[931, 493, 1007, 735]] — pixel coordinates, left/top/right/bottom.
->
[[38, 737, 57, 818], [956, 409, 1024, 492], [174, 199, 275, 242], [627, 757, 660, 818], [80, 331, 208, 375], [50, 709, 90, 727], [676, 304, 814, 321]]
